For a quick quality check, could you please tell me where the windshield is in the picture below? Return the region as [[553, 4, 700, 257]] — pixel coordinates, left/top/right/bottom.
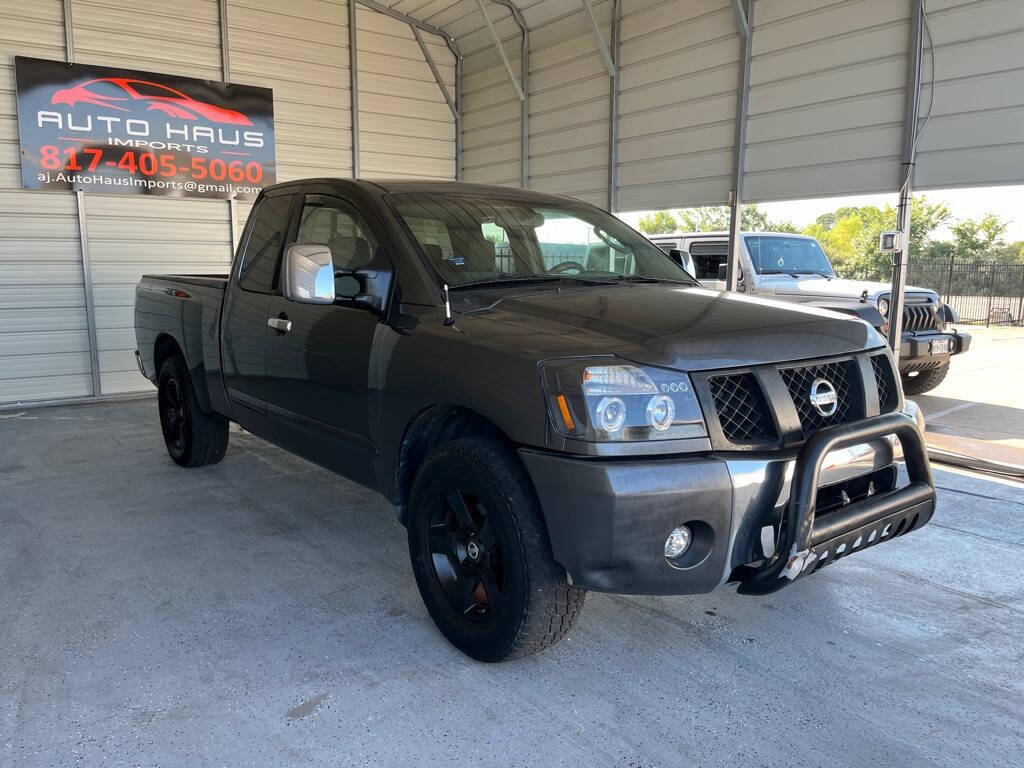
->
[[389, 193, 696, 288], [745, 235, 835, 277]]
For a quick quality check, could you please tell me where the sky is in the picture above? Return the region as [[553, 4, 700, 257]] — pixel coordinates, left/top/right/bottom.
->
[[619, 185, 1024, 242]]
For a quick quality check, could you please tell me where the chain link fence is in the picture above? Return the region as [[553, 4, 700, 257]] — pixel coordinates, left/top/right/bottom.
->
[[907, 260, 1024, 326]]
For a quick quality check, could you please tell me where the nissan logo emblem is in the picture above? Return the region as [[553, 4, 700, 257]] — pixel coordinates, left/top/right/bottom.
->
[[809, 378, 838, 417]]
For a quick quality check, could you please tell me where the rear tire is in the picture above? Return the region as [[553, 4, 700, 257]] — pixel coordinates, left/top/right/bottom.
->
[[157, 355, 229, 467], [407, 437, 585, 661], [901, 362, 950, 395]]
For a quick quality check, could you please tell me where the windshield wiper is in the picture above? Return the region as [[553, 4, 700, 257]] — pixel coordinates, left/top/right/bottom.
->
[[792, 271, 833, 279], [448, 273, 566, 290]]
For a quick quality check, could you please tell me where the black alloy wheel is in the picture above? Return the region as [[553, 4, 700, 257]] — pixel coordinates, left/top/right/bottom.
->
[[156, 354, 229, 467], [407, 437, 585, 661], [427, 490, 505, 622], [159, 375, 188, 457]]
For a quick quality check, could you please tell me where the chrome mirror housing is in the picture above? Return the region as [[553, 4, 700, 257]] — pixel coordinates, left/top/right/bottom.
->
[[282, 242, 335, 304]]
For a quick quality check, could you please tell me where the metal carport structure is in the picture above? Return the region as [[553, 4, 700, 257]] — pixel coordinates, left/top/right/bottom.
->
[[0, 0, 1022, 405]]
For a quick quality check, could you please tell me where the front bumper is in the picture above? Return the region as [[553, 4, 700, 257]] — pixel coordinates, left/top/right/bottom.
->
[[521, 408, 935, 596], [897, 329, 971, 369]]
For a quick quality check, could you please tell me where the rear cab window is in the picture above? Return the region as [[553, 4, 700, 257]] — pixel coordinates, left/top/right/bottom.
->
[[687, 240, 729, 281]]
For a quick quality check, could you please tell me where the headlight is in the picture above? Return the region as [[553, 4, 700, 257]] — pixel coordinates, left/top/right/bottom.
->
[[540, 358, 707, 441], [877, 297, 889, 317]]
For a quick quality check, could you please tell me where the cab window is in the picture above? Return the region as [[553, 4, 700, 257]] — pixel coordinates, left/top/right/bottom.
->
[[238, 193, 294, 293], [297, 196, 377, 272]]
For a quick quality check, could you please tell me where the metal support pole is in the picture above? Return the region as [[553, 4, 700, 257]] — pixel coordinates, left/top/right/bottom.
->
[[218, 0, 238, 253], [607, 0, 621, 212], [726, 0, 753, 294], [491, 1, 529, 188], [455, 50, 464, 180], [580, 0, 616, 77], [887, 0, 925, 364], [63, 0, 102, 398], [730, 0, 750, 37], [349, 0, 360, 178], [476, 0, 525, 101]]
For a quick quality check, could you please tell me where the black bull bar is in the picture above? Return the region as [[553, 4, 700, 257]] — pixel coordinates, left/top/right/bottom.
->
[[738, 412, 936, 595]]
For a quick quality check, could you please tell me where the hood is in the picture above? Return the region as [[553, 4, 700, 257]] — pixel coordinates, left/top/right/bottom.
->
[[453, 284, 882, 371], [770, 277, 937, 302]]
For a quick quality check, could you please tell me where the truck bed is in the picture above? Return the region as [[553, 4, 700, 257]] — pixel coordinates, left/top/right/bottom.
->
[[134, 274, 230, 411]]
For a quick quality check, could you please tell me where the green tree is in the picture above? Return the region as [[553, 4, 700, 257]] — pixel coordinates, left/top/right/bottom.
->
[[676, 204, 797, 233], [636, 210, 678, 234], [801, 195, 950, 279], [950, 213, 1008, 259]]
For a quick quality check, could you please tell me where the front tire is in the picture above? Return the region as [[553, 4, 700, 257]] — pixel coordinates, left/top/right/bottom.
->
[[901, 362, 950, 395], [157, 355, 229, 467], [407, 437, 585, 661]]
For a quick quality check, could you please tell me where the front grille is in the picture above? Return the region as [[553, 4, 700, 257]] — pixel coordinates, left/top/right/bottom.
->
[[870, 353, 899, 413], [708, 373, 775, 443], [902, 304, 940, 332], [780, 359, 861, 436]]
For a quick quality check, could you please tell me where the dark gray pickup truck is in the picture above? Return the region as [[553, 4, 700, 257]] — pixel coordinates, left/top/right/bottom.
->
[[134, 179, 936, 661]]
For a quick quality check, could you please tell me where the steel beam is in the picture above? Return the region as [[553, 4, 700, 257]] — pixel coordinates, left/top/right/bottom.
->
[[62, 0, 103, 398], [887, 0, 926, 365], [349, 0, 360, 178], [580, 0, 616, 77], [218, 0, 238, 256], [731, 0, 749, 37], [413, 26, 457, 119], [607, 0, 621, 212], [357, 0, 454, 42], [75, 192, 102, 397], [476, 0, 525, 102], [356, 0, 463, 180], [490, 1, 529, 188], [726, 0, 753, 294], [412, 25, 461, 180]]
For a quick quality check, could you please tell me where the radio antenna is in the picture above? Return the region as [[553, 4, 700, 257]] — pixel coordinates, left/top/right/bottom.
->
[[443, 283, 455, 326]]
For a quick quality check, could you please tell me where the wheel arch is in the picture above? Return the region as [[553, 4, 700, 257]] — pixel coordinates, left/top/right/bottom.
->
[[153, 331, 213, 413], [392, 403, 510, 525]]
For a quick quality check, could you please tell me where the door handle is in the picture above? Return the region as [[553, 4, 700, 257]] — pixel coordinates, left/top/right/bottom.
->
[[267, 317, 292, 333]]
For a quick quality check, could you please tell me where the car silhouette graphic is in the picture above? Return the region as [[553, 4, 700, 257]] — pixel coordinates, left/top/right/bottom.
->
[[51, 77, 253, 125]]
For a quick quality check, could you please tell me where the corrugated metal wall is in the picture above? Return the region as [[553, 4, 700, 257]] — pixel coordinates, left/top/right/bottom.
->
[[913, 0, 1024, 190], [458, 1, 524, 187], [617, 0, 740, 210], [356, 5, 456, 180], [71, 0, 234, 394], [744, 0, 910, 202], [0, 1, 93, 403], [523, 0, 611, 206], [0, 0, 457, 405]]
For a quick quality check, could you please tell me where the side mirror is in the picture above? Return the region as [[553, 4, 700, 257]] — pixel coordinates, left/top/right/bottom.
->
[[717, 262, 728, 281], [283, 242, 335, 304], [668, 248, 686, 266]]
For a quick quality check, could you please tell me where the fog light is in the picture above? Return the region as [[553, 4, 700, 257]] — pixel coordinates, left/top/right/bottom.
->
[[664, 525, 692, 559]]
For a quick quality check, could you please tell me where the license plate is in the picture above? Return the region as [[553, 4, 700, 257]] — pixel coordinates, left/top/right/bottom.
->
[[931, 338, 952, 355]]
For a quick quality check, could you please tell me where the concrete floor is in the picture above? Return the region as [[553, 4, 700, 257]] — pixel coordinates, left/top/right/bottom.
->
[[915, 326, 1024, 466], [2, 399, 1023, 767]]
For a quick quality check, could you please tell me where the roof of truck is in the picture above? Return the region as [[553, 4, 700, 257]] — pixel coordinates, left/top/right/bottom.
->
[[648, 231, 814, 239], [260, 177, 581, 205]]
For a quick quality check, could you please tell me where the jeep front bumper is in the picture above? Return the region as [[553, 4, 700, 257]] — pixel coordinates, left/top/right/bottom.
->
[[897, 328, 971, 370], [521, 407, 935, 596]]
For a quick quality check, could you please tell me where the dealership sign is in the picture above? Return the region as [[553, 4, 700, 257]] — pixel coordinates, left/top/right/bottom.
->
[[14, 57, 275, 201]]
